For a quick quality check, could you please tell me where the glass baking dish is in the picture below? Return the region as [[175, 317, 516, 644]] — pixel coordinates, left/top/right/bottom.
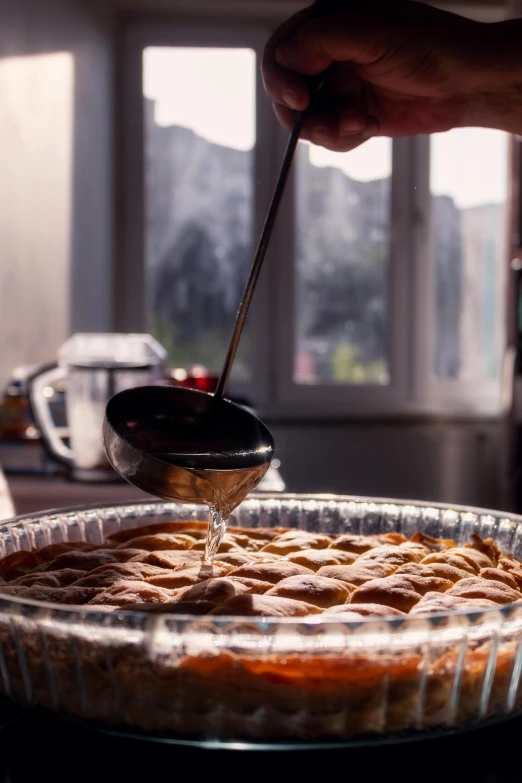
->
[[1, 494, 522, 747]]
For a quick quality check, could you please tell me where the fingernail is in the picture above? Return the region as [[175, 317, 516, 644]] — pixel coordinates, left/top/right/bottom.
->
[[340, 118, 365, 136], [276, 42, 299, 68], [282, 90, 301, 111]]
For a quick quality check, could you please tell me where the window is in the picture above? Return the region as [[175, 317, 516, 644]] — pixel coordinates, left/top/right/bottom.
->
[[143, 47, 256, 382], [120, 13, 511, 419], [294, 139, 392, 386], [430, 129, 508, 385]]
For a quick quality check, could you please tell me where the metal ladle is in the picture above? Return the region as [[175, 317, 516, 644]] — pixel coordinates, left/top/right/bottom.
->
[[103, 0, 364, 511]]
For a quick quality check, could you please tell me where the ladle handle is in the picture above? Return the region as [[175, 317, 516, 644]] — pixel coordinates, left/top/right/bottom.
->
[[214, 0, 367, 401]]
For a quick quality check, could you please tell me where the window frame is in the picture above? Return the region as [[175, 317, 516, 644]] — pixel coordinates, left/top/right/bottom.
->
[[118, 9, 510, 420]]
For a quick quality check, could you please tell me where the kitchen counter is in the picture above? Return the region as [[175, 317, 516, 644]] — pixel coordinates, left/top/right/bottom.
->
[[3, 463, 285, 518], [0, 700, 520, 783], [4, 474, 151, 517]]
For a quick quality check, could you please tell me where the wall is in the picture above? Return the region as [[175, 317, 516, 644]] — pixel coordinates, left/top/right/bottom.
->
[[270, 420, 502, 509], [0, 0, 114, 391]]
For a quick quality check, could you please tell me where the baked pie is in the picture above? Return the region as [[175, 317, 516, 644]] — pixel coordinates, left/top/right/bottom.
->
[[1, 518, 522, 740]]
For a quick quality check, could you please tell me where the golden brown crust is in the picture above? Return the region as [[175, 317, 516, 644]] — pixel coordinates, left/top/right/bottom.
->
[[445, 547, 494, 572], [8, 585, 102, 604], [260, 532, 332, 556], [479, 568, 519, 589], [420, 552, 478, 575], [190, 537, 243, 553], [330, 534, 380, 554], [265, 575, 354, 608], [10, 568, 86, 588], [175, 577, 273, 604], [209, 552, 255, 567], [114, 533, 197, 551], [410, 531, 457, 552], [106, 520, 209, 543], [445, 577, 521, 604], [400, 542, 431, 559], [317, 562, 394, 584], [210, 594, 322, 617], [0, 523, 521, 621], [33, 542, 98, 563], [410, 592, 499, 614], [394, 562, 469, 583], [0, 550, 40, 581], [136, 550, 205, 569], [146, 564, 231, 588], [228, 561, 314, 584], [350, 576, 425, 612], [89, 580, 175, 606], [356, 545, 422, 568], [373, 533, 407, 546], [467, 534, 500, 565], [284, 548, 357, 570], [498, 556, 522, 587], [43, 548, 144, 573], [73, 562, 167, 587]]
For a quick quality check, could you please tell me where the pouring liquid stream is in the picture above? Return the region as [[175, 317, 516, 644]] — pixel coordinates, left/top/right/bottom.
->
[[150, 450, 268, 562]]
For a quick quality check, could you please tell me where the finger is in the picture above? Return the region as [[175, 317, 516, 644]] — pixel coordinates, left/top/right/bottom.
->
[[301, 81, 376, 144], [273, 90, 378, 150], [300, 110, 380, 152], [272, 103, 343, 142], [262, 8, 313, 111], [339, 110, 371, 136], [275, 11, 401, 76], [272, 103, 371, 141], [272, 102, 299, 134], [327, 62, 365, 98], [307, 125, 379, 153], [312, 64, 371, 126]]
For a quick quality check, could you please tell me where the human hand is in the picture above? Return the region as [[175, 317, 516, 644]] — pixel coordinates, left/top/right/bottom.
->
[[262, 0, 522, 152]]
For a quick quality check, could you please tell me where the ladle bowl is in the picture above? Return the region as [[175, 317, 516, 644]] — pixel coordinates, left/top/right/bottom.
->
[[103, 385, 274, 508]]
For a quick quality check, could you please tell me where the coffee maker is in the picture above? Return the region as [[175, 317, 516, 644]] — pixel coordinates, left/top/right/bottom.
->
[[27, 334, 167, 482]]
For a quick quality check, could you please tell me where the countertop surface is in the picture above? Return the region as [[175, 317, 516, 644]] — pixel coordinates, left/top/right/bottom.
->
[[2, 467, 285, 518], [0, 701, 520, 782], [3, 473, 152, 517]]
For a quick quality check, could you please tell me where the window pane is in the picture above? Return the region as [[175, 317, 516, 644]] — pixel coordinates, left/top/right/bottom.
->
[[143, 47, 255, 381], [431, 129, 508, 381], [294, 139, 392, 385]]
